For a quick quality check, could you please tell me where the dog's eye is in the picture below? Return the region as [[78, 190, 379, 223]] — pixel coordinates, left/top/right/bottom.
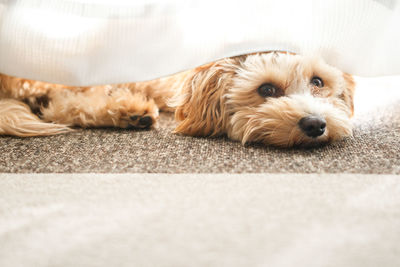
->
[[257, 83, 278, 98], [311, 77, 324, 88]]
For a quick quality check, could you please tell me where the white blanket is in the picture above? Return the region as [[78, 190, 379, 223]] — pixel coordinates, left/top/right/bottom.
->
[[0, 0, 399, 85]]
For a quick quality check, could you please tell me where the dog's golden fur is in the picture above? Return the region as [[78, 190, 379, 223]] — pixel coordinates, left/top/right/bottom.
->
[[0, 52, 355, 147]]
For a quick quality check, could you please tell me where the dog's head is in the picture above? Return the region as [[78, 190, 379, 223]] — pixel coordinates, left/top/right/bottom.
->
[[171, 52, 355, 147]]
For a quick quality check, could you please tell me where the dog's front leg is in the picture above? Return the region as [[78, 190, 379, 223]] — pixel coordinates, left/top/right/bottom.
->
[[40, 86, 159, 129]]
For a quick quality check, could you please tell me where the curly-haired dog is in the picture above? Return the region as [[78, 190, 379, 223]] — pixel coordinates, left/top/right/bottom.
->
[[0, 52, 355, 147]]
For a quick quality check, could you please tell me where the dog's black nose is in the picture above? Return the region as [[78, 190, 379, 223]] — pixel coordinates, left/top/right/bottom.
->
[[298, 115, 326, 138]]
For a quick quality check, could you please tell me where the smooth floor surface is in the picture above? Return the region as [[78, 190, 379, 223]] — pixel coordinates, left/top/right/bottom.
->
[[1, 173, 400, 267]]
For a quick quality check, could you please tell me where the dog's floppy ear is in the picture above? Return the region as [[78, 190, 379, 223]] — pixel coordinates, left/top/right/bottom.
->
[[171, 62, 235, 136], [342, 73, 356, 116]]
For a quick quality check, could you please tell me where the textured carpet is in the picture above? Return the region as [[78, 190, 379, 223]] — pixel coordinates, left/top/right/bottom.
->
[[0, 76, 399, 173]]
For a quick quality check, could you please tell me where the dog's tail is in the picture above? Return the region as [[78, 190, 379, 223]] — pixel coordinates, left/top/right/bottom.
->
[[0, 99, 72, 137]]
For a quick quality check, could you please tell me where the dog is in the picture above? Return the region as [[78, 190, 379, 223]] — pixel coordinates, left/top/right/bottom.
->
[[0, 52, 355, 147]]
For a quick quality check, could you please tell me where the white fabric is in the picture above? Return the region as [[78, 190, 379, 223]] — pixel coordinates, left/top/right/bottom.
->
[[1, 173, 400, 267], [0, 0, 399, 86]]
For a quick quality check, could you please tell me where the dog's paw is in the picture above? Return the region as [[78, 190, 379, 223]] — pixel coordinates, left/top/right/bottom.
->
[[125, 113, 156, 130], [106, 90, 159, 130]]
